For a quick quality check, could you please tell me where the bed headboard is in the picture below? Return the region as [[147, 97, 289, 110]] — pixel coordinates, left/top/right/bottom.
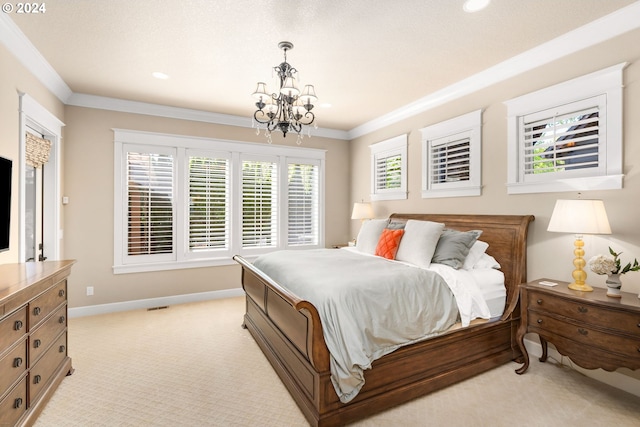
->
[[389, 213, 534, 319]]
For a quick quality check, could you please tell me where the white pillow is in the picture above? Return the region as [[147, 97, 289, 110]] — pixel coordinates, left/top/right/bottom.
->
[[473, 253, 501, 270], [355, 219, 388, 254], [395, 220, 445, 269], [462, 240, 490, 270]]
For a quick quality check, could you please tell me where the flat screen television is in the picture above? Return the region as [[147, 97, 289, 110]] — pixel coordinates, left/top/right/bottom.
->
[[0, 156, 12, 252]]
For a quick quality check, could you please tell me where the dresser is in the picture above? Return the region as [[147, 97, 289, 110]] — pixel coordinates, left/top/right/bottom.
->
[[516, 278, 640, 374], [0, 260, 75, 427]]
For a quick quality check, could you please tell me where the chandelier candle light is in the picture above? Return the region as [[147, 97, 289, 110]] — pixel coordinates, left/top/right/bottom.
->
[[252, 41, 318, 145]]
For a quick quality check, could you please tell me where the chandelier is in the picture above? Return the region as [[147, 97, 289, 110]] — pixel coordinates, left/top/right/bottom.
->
[[252, 41, 317, 144]]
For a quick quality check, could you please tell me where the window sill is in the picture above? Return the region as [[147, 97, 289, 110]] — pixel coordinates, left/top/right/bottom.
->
[[507, 174, 624, 195], [112, 256, 257, 274]]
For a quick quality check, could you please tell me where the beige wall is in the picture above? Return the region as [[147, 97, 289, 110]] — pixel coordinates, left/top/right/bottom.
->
[[0, 44, 66, 265], [350, 28, 640, 298], [62, 106, 350, 307]]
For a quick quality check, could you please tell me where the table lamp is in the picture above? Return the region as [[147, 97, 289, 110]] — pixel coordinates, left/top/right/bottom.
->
[[351, 202, 374, 223], [547, 199, 611, 292]]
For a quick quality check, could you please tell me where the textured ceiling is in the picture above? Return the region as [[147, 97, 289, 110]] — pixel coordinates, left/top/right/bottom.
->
[[9, 0, 637, 132]]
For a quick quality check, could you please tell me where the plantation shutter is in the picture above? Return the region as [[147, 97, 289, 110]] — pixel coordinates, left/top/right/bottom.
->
[[375, 152, 402, 191], [522, 106, 600, 175], [242, 160, 278, 248], [188, 156, 230, 252], [430, 137, 470, 184], [287, 162, 319, 246], [126, 151, 174, 256]]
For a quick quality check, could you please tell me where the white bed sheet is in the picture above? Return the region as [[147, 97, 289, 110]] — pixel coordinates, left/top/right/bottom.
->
[[341, 247, 506, 321], [467, 268, 506, 319]]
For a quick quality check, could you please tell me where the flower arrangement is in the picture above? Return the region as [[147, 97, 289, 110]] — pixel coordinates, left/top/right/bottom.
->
[[588, 247, 640, 276]]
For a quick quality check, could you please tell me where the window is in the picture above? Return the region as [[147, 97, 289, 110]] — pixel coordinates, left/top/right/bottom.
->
[[113, 130, 325, 274], [287, 161, 320, 246], [188, 153, 230, 254], [504, 63, 625, 194], [420, 110, 482, 198], [370, 135, 407, 201]]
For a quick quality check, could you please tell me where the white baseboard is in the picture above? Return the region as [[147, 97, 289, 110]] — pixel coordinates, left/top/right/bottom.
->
[[68, 288, 245, 318], [523, 336, 640, 398]]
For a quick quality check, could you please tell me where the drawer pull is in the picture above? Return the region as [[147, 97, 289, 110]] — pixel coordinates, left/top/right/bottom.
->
[[59, 289, 66, 297], [537, 319, 543, 324], [14, 320, 23, 331], [34, 339, 42, 348], [13, 357, 23, 368], [578, 306, 588, 313], [578, 328, 589, 336], [34, 374, 42, 384], [14, 397, 23, 409], [59, 345, 66, 353], [33, 306, 41, 316], [537, 299, 543, 305], [59, 315, 66, 324]]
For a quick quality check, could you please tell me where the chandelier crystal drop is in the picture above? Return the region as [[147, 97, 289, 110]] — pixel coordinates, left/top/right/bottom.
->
[[252, 41, 317, 145]]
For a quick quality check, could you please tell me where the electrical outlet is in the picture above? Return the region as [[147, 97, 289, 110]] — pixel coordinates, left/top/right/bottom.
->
[[86, 286, 94, 296]]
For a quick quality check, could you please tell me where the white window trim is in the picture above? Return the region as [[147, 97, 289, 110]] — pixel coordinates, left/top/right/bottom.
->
[[370, 134, 407, 201], [504, 63, 626, 194], [420, 110, 482, 198], [113, 129, 325, 274]]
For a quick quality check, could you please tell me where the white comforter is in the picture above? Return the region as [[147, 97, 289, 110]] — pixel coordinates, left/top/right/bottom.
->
[[253, 248, 491, 403]]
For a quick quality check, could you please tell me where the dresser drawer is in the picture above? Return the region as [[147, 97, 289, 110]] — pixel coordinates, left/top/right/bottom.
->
[[0, 377, 27, 427], [30, 304, 67, 365], [528, 290, 640, 335], [30, 332, 68, 403], [531, 311, 640, 360], [0, 307, 27, 352], [0, 340, 27, 394], [29, 280, 67, 328]]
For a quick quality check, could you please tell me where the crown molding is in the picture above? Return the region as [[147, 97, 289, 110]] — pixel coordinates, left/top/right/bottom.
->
[[347, 1, 640, 140], [0, 13, 72, 102], [67, 93, 349, 140]]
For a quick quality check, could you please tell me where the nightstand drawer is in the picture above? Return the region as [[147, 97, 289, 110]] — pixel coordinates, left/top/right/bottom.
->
[[530, 311, 640, 359], [528, 290, 640, 335]]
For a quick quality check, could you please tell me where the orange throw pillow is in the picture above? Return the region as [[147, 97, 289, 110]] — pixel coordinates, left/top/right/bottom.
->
[[375, 228, 405, 260]]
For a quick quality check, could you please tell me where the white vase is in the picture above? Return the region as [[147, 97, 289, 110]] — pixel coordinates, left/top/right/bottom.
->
[[605, 273, 622, 298]]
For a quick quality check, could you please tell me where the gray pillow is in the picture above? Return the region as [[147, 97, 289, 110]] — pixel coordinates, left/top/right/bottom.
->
[[431, 229, 483, 269]]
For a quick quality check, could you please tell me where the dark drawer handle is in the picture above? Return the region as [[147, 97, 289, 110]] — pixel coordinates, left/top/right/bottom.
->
[[59, 316, 66, 324], [14, 320, 23, 331], [59, 345, 66, 353], [34, 339, 42, 348], [34, 374, 42, 384], [59, 289, 66, 297], [13, 357, 23, 368], [537, 319, 543, 324], [578, 328, 589, 336], [33, 306, 41, 316], [14, 397, 23, 409], [536, 299, 543, 305], [578, 306, 588, 313]]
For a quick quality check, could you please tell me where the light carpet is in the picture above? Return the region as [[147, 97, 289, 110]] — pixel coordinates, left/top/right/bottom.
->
[[34, 296, 640, 427]]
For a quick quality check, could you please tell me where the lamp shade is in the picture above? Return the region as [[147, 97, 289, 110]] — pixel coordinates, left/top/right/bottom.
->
[[547, 199, 611, 235], [351, 202, 374, 220]]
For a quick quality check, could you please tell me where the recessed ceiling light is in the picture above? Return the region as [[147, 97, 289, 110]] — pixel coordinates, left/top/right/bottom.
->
[[463, 0, 490, 13], [152, 72, 170, 80]]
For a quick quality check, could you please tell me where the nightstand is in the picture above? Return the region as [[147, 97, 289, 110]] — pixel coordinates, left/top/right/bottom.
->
[[515, 278, 640, 375]]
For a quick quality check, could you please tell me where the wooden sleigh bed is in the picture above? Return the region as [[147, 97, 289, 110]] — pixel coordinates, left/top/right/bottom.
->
[[233, 213, 534, 426]]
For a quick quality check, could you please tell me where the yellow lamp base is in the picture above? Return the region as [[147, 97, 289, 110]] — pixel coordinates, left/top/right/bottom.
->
[[567, 236, 593, 292], [568, 282, 593, 292]]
